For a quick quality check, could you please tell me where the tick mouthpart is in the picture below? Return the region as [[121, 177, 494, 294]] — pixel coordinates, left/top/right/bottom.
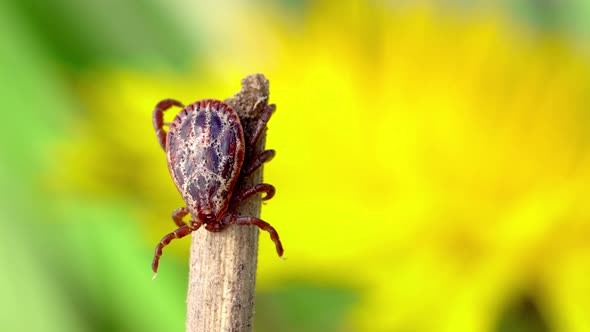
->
[[198, 208, 216, 223]]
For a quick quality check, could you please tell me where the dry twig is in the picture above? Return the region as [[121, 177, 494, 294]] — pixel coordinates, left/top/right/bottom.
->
[[186, 74, 272, 332]]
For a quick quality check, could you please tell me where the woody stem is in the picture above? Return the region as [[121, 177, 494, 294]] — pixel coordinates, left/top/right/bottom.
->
[[186, 74, 270, 332]]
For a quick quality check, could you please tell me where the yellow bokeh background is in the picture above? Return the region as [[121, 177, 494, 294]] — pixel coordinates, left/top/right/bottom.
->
[[2, 1, 590, 331]]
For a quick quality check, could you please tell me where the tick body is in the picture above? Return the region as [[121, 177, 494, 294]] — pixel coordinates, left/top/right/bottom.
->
[[151, 99, 283, 274], [167, 100, 245, 223]]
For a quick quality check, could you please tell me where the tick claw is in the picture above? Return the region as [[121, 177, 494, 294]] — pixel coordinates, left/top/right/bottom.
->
[[152, 272, 158, 280]]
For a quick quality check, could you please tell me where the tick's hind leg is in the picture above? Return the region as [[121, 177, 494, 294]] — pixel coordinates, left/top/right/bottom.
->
[[242, 149, 275, 176], [230, 216, 283, 257], [152, 220, 201, 275], [231, 183, 275, 205], [153, 99, 184, 150]]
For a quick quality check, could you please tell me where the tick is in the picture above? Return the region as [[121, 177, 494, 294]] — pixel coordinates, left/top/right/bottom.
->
[[151, 98, 283, 274]]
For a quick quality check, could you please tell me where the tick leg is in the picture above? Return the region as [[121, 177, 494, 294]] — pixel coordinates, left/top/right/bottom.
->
[[248, 103, 276, 147], [152, 221, 202, 273], [231, 216, 283, 257], [232, 183, 275, 205], [242, 149, 275, 176], [153, 98, 184, 150], [172, 207, 189, 228]]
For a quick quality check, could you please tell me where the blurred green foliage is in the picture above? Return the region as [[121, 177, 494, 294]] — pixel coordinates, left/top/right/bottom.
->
[[0, 1, 191, 330], [255, 283, 358, 332], [495, 294, 549, 332], [7, 0, 196, 70], [1, 0, 590, 331]]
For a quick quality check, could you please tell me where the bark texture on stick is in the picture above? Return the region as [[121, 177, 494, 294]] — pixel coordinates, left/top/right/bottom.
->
[[186, 74, 271, 332]]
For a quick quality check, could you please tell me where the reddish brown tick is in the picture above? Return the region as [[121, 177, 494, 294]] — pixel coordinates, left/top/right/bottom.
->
[[151, 98, 283, 276]]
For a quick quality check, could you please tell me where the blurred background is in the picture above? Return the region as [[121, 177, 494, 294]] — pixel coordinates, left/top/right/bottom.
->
[[1, 0, 590, 331]]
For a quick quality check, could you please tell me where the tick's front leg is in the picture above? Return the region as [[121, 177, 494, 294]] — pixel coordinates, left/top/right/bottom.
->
[[231, 183, 275, 206], [242, 149, 275, 176], [248, 103, 276, 147], [153, 99, 184, 150]]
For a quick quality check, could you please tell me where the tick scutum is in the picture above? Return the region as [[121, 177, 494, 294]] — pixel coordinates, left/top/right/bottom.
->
[[166, 100, 245, 220]]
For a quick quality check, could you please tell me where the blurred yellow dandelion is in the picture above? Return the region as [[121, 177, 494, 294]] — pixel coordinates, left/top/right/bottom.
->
[[54, 1, 590, 331]]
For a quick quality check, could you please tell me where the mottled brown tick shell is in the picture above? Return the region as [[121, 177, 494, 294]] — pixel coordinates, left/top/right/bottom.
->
[[166, 100, 245, 224]]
